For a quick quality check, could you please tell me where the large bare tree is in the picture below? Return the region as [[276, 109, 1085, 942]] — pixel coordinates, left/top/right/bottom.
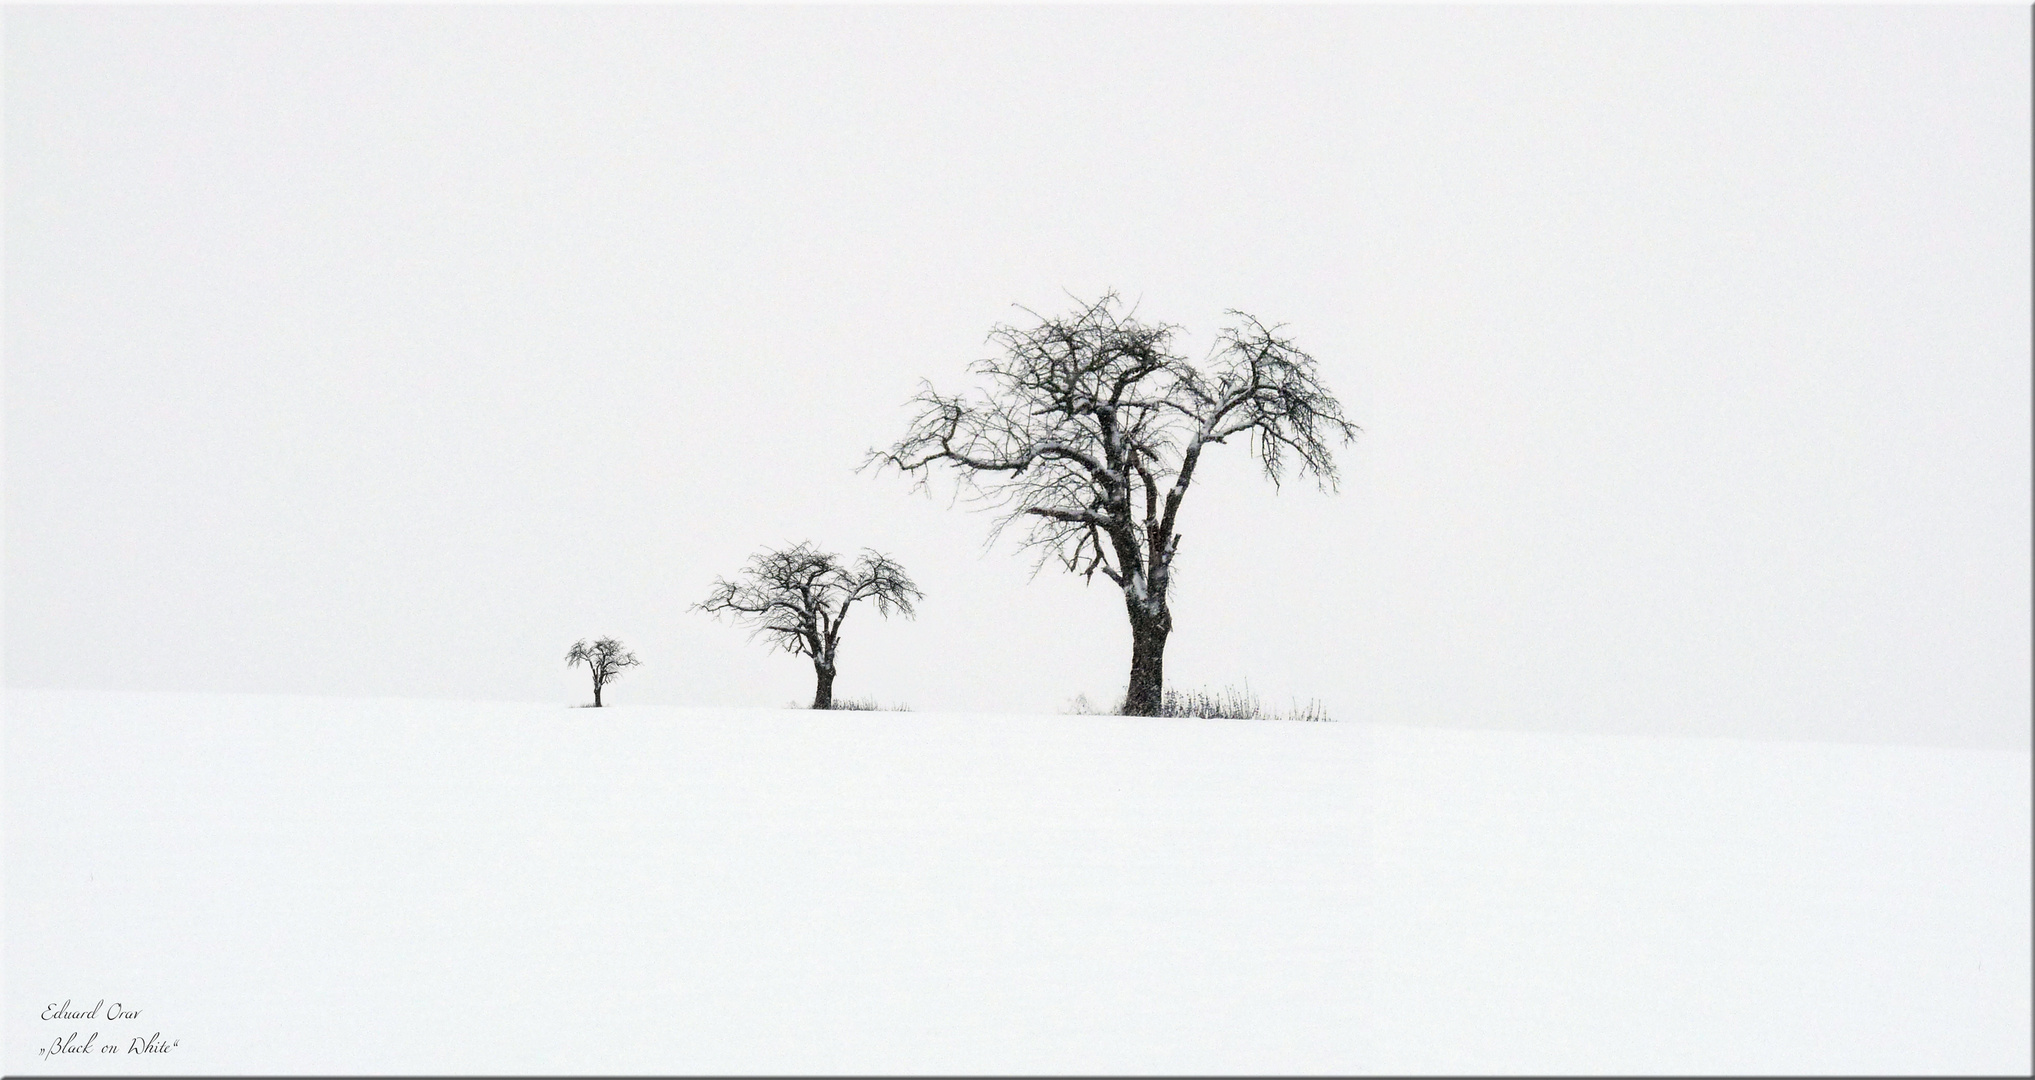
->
[[868, 293, 1356, 716], [565, 637, 640, 708], [695, 543, 922, 709]]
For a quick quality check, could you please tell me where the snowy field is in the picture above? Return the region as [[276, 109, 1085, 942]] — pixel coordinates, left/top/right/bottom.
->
[[6, 689, 2028, 1075]]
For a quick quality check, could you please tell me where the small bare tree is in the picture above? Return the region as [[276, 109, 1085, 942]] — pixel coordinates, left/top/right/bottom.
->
[[868, 293, 1356, 716], [695, 543, 922, 709], [565, 637, 640, 708]]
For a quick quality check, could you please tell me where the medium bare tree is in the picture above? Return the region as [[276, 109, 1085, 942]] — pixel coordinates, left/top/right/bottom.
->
[[868, 293, 1356, 716], [695, 543, 922, 709], [565, 637, 640, 708]]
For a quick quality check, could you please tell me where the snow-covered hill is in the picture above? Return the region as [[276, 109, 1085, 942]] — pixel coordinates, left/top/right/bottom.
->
[[6, 690, 2028, 1074]]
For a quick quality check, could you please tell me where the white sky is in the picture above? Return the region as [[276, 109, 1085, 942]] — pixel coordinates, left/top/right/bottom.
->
[[5, 5, 2029, 747]]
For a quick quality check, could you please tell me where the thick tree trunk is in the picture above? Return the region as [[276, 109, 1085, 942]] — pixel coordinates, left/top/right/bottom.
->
[[812, 663, 836, 710], [1123, 605, 1170, 716], [593, 678, 603, 708]]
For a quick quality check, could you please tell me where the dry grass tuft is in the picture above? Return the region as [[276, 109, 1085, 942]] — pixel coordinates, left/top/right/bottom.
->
[[825, 697, 912, 712], [1064, 684, 1332, 722]]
